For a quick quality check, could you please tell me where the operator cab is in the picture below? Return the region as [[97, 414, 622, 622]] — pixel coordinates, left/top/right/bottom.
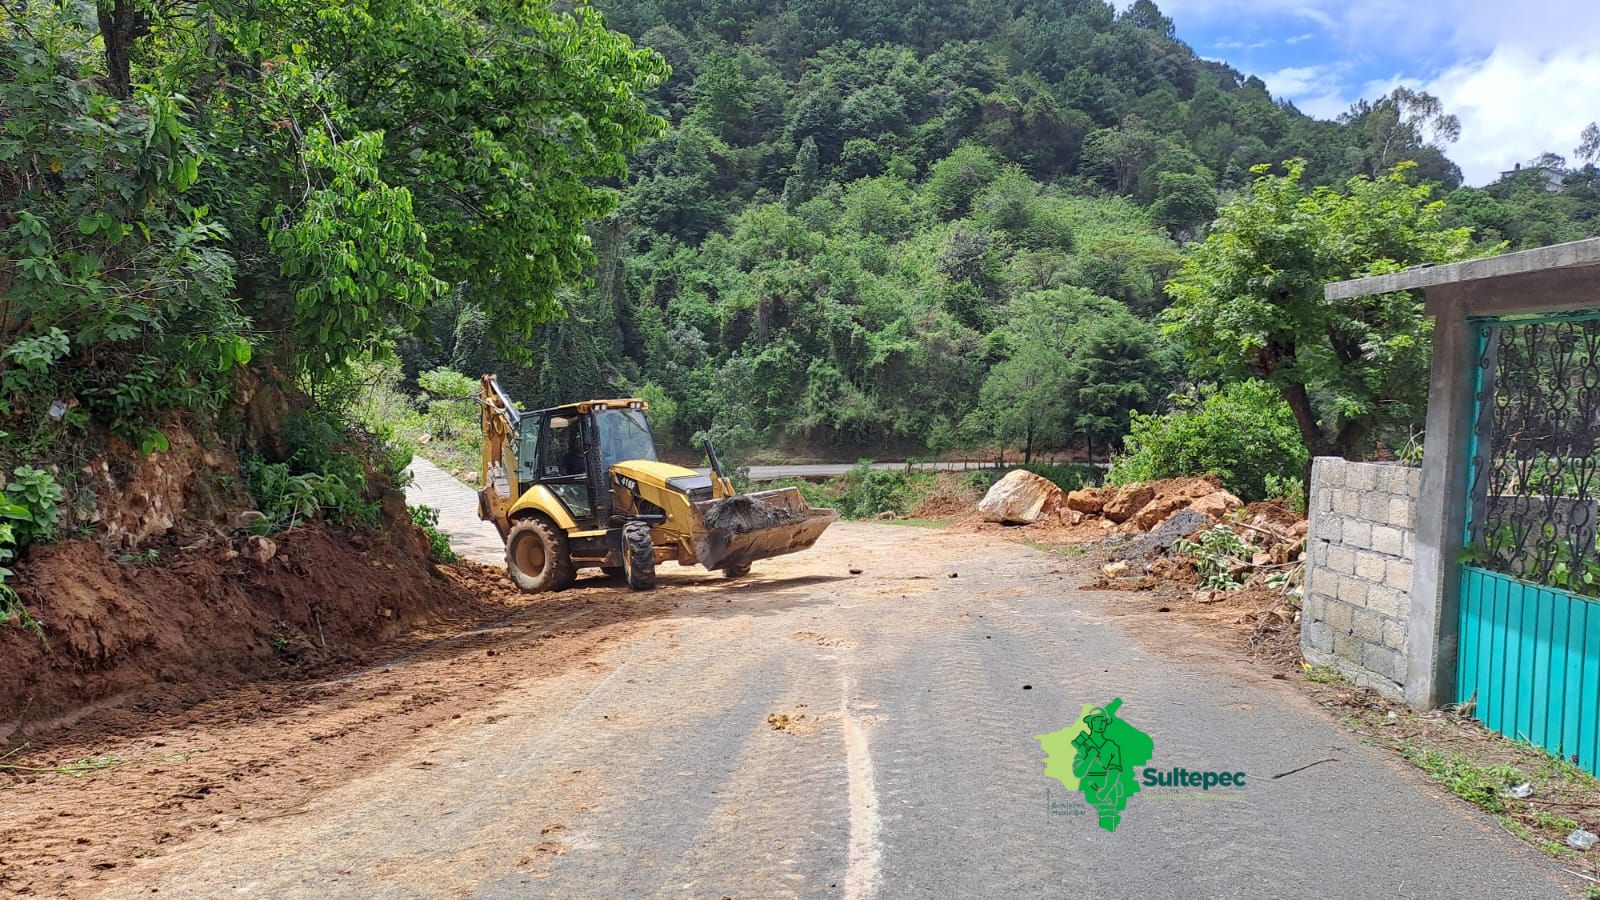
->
[[521, 400, 658, 526]]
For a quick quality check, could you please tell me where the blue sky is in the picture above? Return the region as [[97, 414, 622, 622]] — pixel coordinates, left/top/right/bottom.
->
[[1146, 0, 1600, 185]]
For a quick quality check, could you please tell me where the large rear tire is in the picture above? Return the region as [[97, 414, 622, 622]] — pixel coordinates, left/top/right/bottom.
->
[[505, 517, 576, 593], [622, 521, 657, 591]]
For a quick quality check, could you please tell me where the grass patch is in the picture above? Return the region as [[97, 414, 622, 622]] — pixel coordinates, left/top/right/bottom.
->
[[1317, 683, 1600, 877], [1024, 541, 1086, 558], [1401, 746, 1525, 814], [1304, 665, 1348, 684], [879, 517, 950, 529]]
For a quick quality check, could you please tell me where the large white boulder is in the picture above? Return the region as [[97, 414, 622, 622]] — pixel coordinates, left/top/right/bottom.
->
[[977, 469, 1065, 525]]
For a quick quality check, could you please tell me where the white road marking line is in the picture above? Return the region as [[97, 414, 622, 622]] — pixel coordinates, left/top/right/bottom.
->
[[841, 675, 881, 900]]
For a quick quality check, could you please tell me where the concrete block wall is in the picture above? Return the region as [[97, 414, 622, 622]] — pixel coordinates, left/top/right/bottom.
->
[[1301, 457, 1421, 698]]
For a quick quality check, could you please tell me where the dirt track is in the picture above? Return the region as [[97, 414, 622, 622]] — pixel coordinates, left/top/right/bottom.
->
[[0, 524, 1578, 898]]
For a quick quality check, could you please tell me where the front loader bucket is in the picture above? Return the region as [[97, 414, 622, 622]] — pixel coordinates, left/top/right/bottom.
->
[[691, 488, 839, 572]]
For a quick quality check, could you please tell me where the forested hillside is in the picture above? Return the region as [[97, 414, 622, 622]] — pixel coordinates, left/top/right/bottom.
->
[[399, 0, 1600, 461]]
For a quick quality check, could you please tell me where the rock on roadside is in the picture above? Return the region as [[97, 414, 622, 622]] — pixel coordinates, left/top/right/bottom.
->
[[1101, 483, 1155, 523], [977, 469, 1065, 525]]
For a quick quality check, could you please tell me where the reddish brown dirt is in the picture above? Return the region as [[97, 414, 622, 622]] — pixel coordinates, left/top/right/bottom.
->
[[911, 492, 978, 520], [0, 561, 670, 897], [1243, 499, 1302, 529], [0, 508, 452, 738]]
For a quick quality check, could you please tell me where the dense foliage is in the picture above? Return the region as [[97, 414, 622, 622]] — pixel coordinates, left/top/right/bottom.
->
[[1108, 380, 1306, 503], [1163, 161, 1475, 467], [396, 0, 1600, 467], [403, 0, 1487, 458], [0, 1, 664, 614]]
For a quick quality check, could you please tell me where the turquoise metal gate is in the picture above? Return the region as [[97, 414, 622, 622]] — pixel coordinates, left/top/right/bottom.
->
[[1459, 314, 1600, 773]]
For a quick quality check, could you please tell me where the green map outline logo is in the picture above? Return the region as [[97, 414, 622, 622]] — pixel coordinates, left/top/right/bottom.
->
[[1036, 697, 1154, 832]]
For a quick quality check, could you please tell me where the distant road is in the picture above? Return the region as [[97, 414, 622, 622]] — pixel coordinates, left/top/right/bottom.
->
[[703, 460, 1107, 481], [718, 461, 994, 481]]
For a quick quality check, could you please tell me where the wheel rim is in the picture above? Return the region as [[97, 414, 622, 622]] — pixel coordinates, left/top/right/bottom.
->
[[512, 530, 546, 577]]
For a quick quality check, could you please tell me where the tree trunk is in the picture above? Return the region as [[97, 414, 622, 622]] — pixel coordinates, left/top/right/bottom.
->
[[1279, 380, 1333, 497], [97, 0, 145, 99], [1023, 421, 1033, 465]]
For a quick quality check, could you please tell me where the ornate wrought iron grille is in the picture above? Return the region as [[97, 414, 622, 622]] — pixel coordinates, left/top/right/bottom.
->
[[1468, 316, 1600, 592]]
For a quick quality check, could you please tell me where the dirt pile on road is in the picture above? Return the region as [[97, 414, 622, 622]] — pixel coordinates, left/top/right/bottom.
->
[[1065, 475, 1242, 532], [1091, 502, 1308, 661], [0, 508, 457, 738], [954, 474, 1246, 546]]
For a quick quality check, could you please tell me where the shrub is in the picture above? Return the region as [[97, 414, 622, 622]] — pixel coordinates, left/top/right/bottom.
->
[[1108, 381, 1306, 503], [834, 463, 936, 519], [0, 465, 63, 639], [417, 367, 479, 442], [774, 463, 938, 520], [410, 505, 460, 563], [243, 409, 388, 532]]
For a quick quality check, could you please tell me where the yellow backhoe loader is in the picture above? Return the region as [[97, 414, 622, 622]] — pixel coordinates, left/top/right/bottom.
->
[[476, 375, 838, 592]]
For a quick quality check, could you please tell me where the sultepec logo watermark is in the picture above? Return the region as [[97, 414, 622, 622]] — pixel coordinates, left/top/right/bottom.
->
[[1036, 697, 1247, 832]]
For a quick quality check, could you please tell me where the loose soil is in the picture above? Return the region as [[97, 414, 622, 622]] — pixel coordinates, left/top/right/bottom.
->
[[0, 561, 673, 897], [701, 493, 803, 532], [1, 507, 446, 737]]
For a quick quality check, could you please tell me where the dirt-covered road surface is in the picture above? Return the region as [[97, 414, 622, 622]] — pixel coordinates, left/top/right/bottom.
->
[[2, 519, 1579, 896]]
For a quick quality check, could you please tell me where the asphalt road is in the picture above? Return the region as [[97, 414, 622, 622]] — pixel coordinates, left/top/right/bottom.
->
[[98, 472, 1578, 899]]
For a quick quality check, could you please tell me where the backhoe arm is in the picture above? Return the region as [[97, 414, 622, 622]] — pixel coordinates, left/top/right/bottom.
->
[[479, 375, 522, 523]]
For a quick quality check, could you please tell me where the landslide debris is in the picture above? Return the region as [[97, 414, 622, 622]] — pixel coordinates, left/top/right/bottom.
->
[[962, 473, 1246, 545]]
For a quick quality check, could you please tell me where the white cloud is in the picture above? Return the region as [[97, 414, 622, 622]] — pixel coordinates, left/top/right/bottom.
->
[[1261, 65, 1353, 119], [1420, 46, 1600, 184], [1145, 0, 1600, 185]]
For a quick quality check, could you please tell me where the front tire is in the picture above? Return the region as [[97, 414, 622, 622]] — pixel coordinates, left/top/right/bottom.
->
[[505, 517, 576, 593], [622, 522, 657, 591]]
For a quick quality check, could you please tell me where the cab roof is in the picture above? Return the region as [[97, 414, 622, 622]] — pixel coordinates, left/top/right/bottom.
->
[[530, 398, 649, 416]]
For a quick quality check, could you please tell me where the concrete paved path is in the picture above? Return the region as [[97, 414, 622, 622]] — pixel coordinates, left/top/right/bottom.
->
[[404, 456, 505, 567], [118, 460, 1568, 898]]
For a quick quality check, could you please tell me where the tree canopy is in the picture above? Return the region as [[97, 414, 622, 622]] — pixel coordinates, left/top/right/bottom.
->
[[1, 0, 665, 449], [1162, 161, 1476, 464]]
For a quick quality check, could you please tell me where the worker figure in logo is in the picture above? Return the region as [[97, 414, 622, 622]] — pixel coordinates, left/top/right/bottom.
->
[[1071, 707, 1126, 832]]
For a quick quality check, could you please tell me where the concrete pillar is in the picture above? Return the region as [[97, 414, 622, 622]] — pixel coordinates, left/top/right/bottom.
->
[[1405, 286, 1474, 708]]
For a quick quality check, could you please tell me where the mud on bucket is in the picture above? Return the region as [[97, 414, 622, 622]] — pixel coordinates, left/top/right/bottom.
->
[[692, 488, 838, 571]]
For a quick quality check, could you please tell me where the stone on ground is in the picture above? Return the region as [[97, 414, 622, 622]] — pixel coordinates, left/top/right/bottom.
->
[[1187, 489, 1244, 520], [1101, 484, 1155, 523], [1065, 487, 1108, 514], [1114, 507, 1213, 561], [977, 469, 1065, 525], [1124, 477, 1227, 530]]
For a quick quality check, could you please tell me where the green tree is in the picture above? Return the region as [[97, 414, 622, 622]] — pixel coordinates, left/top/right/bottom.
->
[[964, 288, 1173, 461], [1108, 380, 1306, 503], [924, 144, 1001, 217], [1082, 116, 1164, 195], [1163, 160, 1475, 474]]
